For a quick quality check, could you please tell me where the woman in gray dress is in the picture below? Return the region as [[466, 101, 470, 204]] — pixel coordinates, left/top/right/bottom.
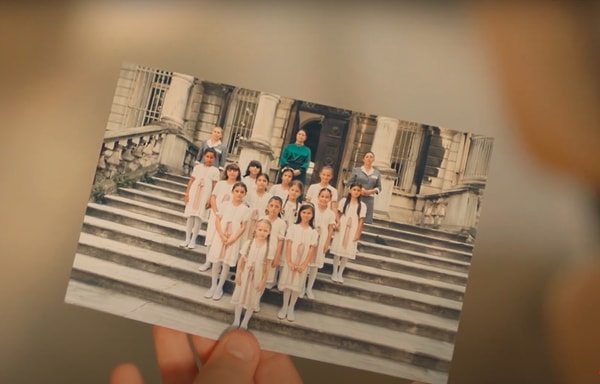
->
[[347, 151, 381, 224]]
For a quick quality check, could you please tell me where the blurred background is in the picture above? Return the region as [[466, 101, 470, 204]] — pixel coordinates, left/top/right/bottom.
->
[[1, 2, 598, 384]]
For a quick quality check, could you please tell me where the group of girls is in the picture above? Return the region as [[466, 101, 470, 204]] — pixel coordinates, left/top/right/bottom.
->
[[180, 147, 366, 329]]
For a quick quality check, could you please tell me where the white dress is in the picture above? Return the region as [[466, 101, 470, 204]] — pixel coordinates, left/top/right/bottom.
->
[[262, 215, 287, 284], [277, 224, 318, 294], [242, 175, 257, 192], [183, 164, 220, 220], [329, 198, 366, 260], [305, 183, 338, 209], [206, 201, 250, 267], [310, 206, 336, 268], [269, 184, 289, 202], [230, 239, 268, 311], [204, 180, 235, 246], [281, 198, 300, 228], [243, 190, 273, 242]]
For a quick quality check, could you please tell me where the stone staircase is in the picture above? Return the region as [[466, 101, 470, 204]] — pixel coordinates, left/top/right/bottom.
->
[[66, 172, 473, 384]]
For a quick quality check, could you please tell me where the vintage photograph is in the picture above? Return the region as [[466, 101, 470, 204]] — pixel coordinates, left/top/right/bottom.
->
[[64, 62, 494, 384]]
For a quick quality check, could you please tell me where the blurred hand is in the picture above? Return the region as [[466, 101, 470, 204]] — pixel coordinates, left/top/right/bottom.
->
[[110, 326, 302, 384]]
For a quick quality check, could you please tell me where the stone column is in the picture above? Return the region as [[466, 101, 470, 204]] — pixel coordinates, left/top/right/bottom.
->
[[372, 116, 400, 218], [183, 81, 204, 140], [238, 92, 280, 174], [156, 73, 194, 173], [160, 72, 195, 129]]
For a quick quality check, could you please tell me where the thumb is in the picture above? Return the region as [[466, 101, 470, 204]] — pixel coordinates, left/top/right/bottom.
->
[[544, 257, 600, 383], [194, 329, 260, 384]]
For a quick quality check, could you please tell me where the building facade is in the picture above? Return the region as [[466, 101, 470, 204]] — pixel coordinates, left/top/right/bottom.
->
[[97, 63, 493, 237]]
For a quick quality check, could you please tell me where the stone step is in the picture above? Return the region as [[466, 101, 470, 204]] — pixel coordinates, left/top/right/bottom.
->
[[85, 202, 188, 240], [364, 222, 473, 253], [359, 240, 472, 268], [87, 201, 468, 274], [104, 194, 187, 225], [117, 187, 185, 212], [371, 218, 470, 243], [76, 232, 459, 342], [69, 254, 454, 377], [79, 217, 462, 318], [151, 176, 188, 193], [360, 230, 472, 261], [352, 251, 469, 286], [135, 176, 473, 257], [134, 181, 185, 201], [162, 172, 191, 185], [65, 280, 449, 384], [321, 257, 465, 302]]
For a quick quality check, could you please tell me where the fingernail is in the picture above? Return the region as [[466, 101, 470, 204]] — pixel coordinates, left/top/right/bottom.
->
[[224, 333, 256, 362], [219, 325, 238, 339]]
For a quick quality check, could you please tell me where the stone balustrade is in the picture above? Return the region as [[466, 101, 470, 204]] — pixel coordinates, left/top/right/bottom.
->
[[91, 125, 199, 201]]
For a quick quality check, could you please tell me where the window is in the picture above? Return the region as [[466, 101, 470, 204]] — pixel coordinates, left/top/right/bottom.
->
[[390, 122, 424, 193], [223, 88, 259, 157], [463, 135, 494, 183], [128, 66, 172, 127]]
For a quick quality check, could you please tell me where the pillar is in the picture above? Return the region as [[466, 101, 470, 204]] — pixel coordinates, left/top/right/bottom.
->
[[238, 92, 280, 174], [160, 72, 195, 129], [372, 116, 400, 217]]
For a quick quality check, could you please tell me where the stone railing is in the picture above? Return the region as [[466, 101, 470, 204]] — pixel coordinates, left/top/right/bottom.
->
[[91, 125, 168, 201], [412, 185, 483, 241]]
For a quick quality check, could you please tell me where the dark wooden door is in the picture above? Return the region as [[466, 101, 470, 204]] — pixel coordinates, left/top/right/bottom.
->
[[310, 116, 348, 186]]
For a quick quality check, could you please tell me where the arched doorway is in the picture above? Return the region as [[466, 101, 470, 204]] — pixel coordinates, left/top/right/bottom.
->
[[300, 119, 322, 163], [283, 101, 351, 187]]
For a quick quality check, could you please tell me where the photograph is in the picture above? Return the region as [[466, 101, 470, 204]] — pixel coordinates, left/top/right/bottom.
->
[[64, 61, 494, 384]]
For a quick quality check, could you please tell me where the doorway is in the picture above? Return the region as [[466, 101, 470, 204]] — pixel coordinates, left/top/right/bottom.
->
[[284, 101, 350, 187]]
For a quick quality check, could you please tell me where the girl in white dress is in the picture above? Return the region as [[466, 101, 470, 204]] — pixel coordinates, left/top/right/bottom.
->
[[204, 182, 249, 300], [180, 148, 221, 249], [241, 160, 262, 192], [269, 166, 294, 201], [198, 163, 241, 272], [231, 218, 271, 330], [277, 203, 318, 322], [281, 180, 303, 228], [262, 196, 286, 290], [329, 183, 366, 284], [304, 188, 336, 299], [243, 173, 272, 242], [304, 165, 339, 215]]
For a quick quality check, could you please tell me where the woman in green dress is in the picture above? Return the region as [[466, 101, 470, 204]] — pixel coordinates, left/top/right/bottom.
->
[[278, 129, 312, 187]]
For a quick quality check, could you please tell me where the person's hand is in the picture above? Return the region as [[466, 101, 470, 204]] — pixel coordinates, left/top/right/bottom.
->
[[293, 169, 300, 176], [109, 326, 302, 384], [183, 193, 189, 203]]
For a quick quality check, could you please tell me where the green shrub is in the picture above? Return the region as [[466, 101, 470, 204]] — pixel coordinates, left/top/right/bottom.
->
[[155, 164, 168, 178], [114, 174, 135, 188], [140, 172, 156, 184], [91, 187, 106, 204]]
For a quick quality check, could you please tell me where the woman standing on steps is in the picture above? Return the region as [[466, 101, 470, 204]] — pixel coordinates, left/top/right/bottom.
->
[[196, 126, 226, 170], [278, 129, 311, 187], [180, 148, 220, 249], [347, 151, 381, 225]]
